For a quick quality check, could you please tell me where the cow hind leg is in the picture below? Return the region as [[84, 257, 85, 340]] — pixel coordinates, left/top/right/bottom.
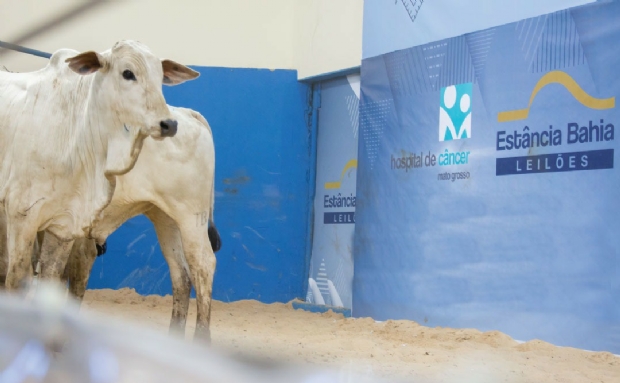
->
[[146, 208, 192, 338], [178, 221, 216, 343]]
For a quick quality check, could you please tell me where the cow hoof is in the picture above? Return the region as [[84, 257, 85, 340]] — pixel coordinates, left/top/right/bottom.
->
[[193, 327, 211, 344]]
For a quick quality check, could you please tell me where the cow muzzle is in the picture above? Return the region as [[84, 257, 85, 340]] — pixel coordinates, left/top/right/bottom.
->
[[159, 119, 178, 137]]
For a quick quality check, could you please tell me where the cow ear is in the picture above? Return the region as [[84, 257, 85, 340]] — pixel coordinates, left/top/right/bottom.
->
[[162, 59, 199, 85], [65, 51, 106, 75]]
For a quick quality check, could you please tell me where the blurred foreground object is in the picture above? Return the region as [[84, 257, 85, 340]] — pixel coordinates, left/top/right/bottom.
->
[[0, 281, 383, 383]]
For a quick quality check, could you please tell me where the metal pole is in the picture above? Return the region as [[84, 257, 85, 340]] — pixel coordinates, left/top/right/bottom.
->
[[0, 41, 51, 59]]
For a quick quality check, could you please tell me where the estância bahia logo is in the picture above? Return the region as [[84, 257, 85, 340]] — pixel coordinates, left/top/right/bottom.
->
[[322, 159, 357, 224], [494, 70, 615, 176]]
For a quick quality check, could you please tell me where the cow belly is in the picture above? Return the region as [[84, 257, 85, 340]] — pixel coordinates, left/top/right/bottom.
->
[[90, 201, 154, 242]]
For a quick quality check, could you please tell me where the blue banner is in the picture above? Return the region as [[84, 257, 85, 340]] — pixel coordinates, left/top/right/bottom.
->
[[306, 75, 360, 309], [362, 0, 594, 59], [355, 1, 620, 353]]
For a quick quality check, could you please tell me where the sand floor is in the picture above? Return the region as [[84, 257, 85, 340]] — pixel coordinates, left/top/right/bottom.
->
[[82, 288, 619, 383]]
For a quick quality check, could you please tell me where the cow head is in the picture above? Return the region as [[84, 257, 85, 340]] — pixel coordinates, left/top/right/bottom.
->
[[64, 40, 199, 175]]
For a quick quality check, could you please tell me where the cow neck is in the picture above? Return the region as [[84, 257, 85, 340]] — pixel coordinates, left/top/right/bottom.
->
[[69, 74, 116, 228]]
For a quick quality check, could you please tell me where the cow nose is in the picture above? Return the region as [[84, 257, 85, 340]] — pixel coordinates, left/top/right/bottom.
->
[[160, 119, 178, 137]]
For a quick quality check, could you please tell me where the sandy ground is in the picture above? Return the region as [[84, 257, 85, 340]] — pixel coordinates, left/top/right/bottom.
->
[[82, 288, 619, 383]]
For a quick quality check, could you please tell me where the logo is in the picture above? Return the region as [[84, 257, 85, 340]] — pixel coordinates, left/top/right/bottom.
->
[[324, 159, 357, 189], [497, 71, 615, 122], [439, 83, 472, 141], [495, 70, 615, 177], [323, 159, 357, 225]]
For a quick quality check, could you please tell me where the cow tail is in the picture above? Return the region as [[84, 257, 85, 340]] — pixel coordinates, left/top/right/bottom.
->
[[207, 178, 221, 252]]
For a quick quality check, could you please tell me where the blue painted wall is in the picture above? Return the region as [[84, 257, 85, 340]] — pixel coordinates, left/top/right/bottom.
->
[[88, 67, 313, 304]]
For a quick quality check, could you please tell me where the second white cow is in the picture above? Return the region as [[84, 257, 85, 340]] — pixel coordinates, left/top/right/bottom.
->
[[38, 106, 220, 341]]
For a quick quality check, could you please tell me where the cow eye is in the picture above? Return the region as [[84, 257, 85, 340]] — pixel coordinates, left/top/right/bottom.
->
[[122, 70, 136, 81]]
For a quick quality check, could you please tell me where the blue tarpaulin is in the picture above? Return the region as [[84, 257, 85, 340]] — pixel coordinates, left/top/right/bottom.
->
[[355, 1, 620, 353]]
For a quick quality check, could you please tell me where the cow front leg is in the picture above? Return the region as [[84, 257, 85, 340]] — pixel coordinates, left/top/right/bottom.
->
[[5, 221, 38, 290], [179, 223, 216, 343], [146, 208, 191, 338], [64, 238, 98, 302], [0, 213, 8, 286], [38, 232, 74, 281]]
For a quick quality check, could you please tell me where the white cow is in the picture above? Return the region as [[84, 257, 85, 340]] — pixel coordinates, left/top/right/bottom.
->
[[0, 40, 199, 291], [35, 106, 220, 341]]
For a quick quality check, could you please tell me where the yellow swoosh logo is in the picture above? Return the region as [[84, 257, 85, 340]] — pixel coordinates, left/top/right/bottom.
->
[[497, 70, 615, 122], [324, 159, 358, 189]]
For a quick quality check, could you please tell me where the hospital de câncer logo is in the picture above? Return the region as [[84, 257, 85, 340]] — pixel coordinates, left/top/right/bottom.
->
[[389, 81, 473, 183], [439, 82, 473, 141]]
